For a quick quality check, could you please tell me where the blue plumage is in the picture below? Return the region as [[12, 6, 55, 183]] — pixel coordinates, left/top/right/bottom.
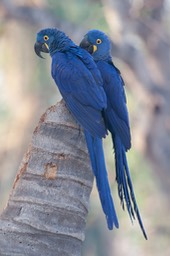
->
[[34, 28, 119, 229], [80, 29, 147, 239], [84, 131, 119, 229]]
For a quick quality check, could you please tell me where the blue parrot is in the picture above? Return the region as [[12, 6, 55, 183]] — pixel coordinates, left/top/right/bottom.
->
[[80, 30, 147, 239], [34, 28, 119, 230]]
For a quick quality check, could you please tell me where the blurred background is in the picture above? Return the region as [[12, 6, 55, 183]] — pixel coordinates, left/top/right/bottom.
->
[[0, 0, 170, 255]]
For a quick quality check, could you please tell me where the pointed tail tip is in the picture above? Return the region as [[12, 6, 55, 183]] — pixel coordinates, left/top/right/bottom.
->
[[107, 216, 148, 239], [107, 219, 119, 230], [115, 221, 119, 229], [143, 230, 148, 240]]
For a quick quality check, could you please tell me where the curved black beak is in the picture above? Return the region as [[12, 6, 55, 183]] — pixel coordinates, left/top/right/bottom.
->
[[34, 42, 49, 59], [79, 37, 94, 54]]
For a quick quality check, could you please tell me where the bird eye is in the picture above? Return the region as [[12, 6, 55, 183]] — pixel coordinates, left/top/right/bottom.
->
[[44, 35, 49, 41], [96, 38, 102, 44]]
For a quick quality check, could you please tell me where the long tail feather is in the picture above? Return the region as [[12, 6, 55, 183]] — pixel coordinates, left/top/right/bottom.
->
[[113, 135, 148, 239], [84, 131, 119, 229]]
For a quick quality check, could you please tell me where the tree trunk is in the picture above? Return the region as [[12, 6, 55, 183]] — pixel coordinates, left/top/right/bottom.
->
[[0, 100, 93, 256]]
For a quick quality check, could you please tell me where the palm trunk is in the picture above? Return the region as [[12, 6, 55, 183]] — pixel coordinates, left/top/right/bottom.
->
[[0, 100, 93, 256]]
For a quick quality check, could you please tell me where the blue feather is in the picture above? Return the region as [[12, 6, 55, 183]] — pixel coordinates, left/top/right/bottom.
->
[[122, 151, 148, 239], [35, 28, 118, 230], [84, 131, 119, 229], [113, 135, 147, 239], [80, 29, 147, 239]]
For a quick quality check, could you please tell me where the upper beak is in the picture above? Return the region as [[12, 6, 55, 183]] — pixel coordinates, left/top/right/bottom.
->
[[34, 42, 49, 59], [79, 37, 94, 54]]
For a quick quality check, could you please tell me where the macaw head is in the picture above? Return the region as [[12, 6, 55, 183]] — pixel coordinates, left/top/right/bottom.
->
[[80, 29, 111, 61], [34, 28, 74, 58]]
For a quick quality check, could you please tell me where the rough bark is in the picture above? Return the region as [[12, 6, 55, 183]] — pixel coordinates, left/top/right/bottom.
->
[[0, 100, 93, 256]]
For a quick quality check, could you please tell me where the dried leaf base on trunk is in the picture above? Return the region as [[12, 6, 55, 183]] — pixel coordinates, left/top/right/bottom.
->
[[0, 100, 93, 256]]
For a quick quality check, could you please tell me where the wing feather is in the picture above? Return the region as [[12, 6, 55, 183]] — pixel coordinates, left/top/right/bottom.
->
[[98, 61, 131, 150], [51, 51, 107, 138]]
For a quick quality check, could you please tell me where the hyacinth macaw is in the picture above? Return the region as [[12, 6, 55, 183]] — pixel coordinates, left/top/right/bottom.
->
[[80, 30, 147, 239], [34, 28, 119, 230]]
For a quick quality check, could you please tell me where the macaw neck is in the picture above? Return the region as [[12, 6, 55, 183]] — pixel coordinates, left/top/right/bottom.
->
[[93, 54, 111, 63], [49, 31, 76, 56]]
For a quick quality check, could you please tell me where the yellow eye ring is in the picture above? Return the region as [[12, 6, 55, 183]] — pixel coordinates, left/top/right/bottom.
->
[[96, 38, 102, 44], [44, 35, 49, 41]]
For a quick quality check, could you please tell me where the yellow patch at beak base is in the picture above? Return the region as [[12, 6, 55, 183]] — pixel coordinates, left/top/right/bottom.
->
[[93, 45, 97, 53], [44, 43, 49, 50]]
